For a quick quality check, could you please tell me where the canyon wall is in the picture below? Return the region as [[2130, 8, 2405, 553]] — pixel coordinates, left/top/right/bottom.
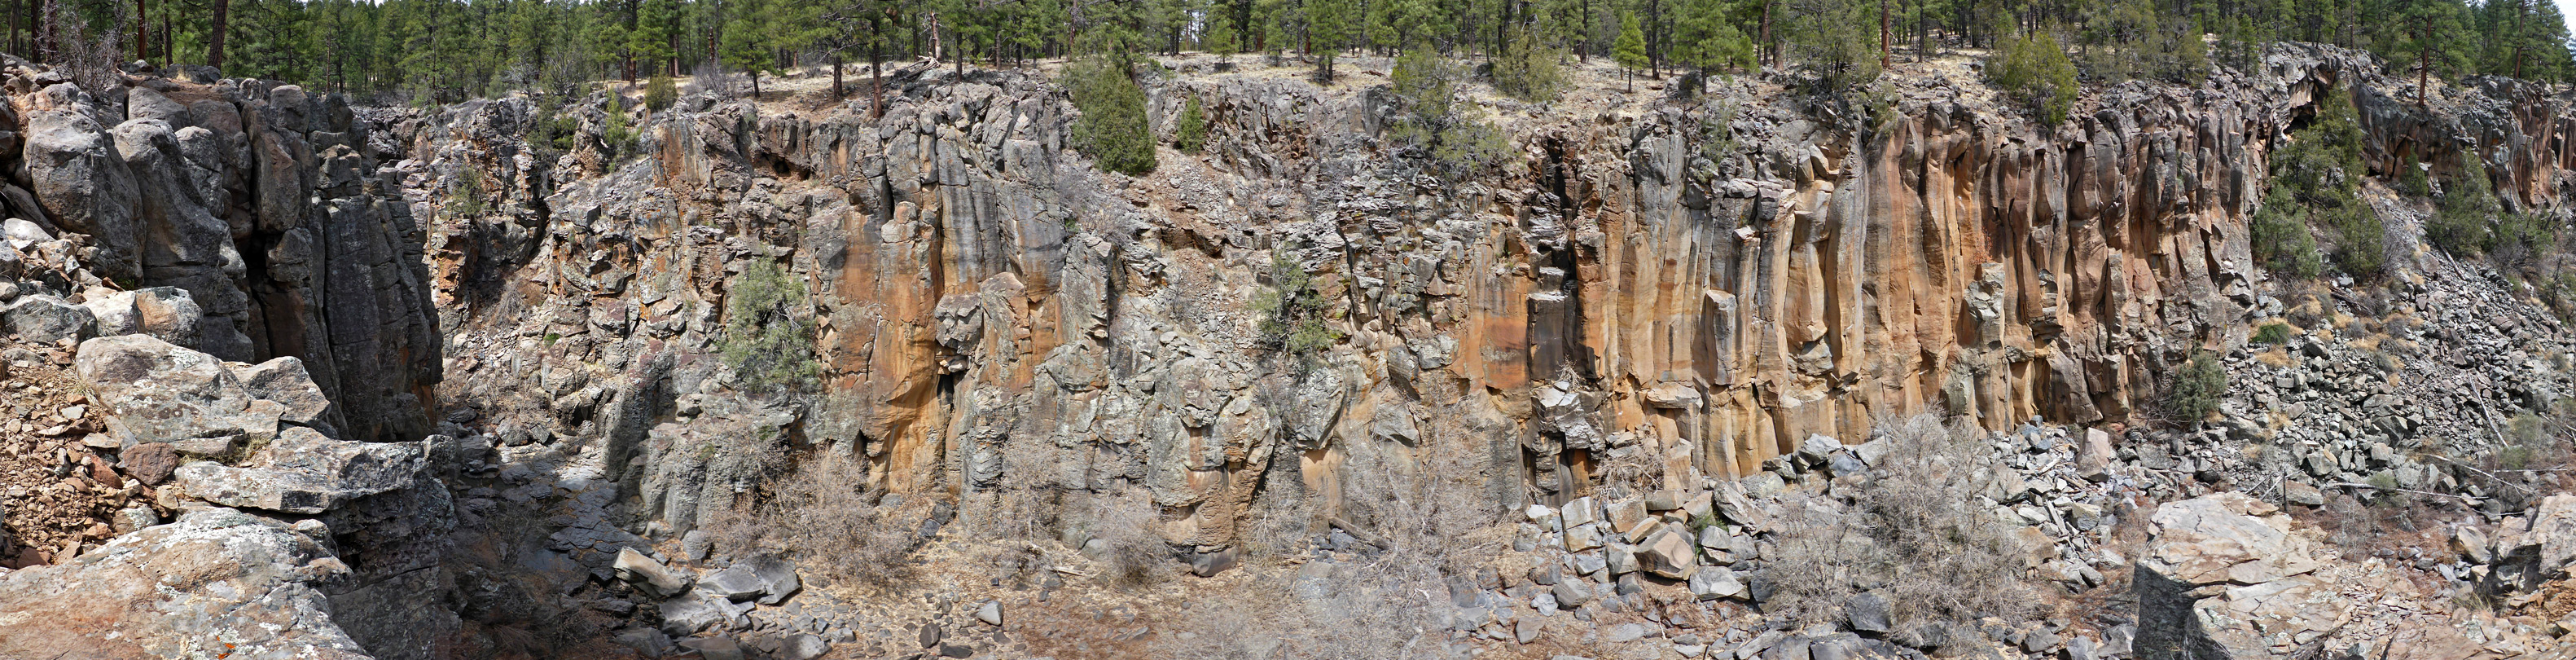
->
[[399, 46, 2576, 550]]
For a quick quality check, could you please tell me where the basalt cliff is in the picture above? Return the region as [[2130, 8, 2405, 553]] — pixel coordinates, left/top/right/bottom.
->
[[1, 45, 2575, 660]]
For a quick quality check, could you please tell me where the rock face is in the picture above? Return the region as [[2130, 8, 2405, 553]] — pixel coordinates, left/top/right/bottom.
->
[[11, 41, 2576, 660], [14, 77, 441, 442], [0, 508, 371, 660], [406, 42, 2576, 560]]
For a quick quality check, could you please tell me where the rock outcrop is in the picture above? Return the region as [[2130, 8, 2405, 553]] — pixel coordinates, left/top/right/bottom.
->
[[11, 73, 441, 443], [0, 508, 371, 660]]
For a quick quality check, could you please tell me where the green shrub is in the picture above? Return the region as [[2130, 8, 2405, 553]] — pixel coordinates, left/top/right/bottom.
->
[[2400, 163, 2433, 197], [721, 259, 820, 395], [2261, 85, 2383, 279], [1389, 47, 1511, 182], [644, 75, 678, 112], [1988, 32, 2078, 124], [1251, 250, 1340, 367], [1698, 103, 1739, 166], [2326, 203, 2388, 279], [2166, 350, 2227, 423], [448, 172, 488, 218], [2251, 191, 2325, 279], [2429, 157, 2502, 255], [1174, 95, 1208, 154], [2363, 470, 2403, 504], [1490, 30, 1568, 103], [601, 96, 639, 159], [2495, 212, 2558, 260], [2253, 323, 2293, 345], [1065, 53, 1157, 175]]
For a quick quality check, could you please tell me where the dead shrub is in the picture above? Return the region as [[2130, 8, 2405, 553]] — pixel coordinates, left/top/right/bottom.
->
[[1151, 532, 1451, 660], [2307, 492, 2459, 565], [969, 437, 1072, 585], [713, 454, 933, 588], [1760, 413, 2039, 645], [1060, 489, 1172, 589]]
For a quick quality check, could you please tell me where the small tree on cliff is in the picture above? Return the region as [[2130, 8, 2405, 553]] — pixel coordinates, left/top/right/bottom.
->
[[1065, 47, 1158, 175], [1387, 46, 1509, 181], [2261, 85, 2385, 279], [722, 259, 820, 396], [1174, 94, 1209, 153], [1986, 31, 2077, 124]]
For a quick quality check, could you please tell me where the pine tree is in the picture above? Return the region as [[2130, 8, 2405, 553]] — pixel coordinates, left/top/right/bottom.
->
[[1675, 0, 1753, 90], [1613, 11, 1648, 92], [1065, 51, 1156, 175], [630, 0, 678, 79], [1308, 0, 1356, 82], [719, 0, 772, 97]]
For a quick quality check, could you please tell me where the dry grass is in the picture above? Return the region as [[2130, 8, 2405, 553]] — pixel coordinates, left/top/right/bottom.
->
[[1761, 413, 2040, 645]]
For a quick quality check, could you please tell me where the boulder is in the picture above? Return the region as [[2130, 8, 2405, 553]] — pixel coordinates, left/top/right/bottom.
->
[[1605, 499, 1649, 534], [1845, 592, 1890, 633], [3, 294, 95, 343], [118, 442, 178, 484], [227, 355, 333, 425], [22, 84, 139, 279], [172, 427, 426, 514], [676, 636, 744, 660], [2076, 428, 2114, 481], [2494, 495, 2576, 590], [1561, 496, 1599, 527], [2135, 494, 2347, 660], [1797, 433, 1844, 463], [613, 547, 694, 598], [2281, 480, 2324, 507], [0, 508, 369, 659], [81, 287, 202, 350], [701, 564, 767, 601], [745, 552, 802, 605], [783, 634, 832, 660], [2142, 492, 2320, 585], [1551, 579, 1595, 608], [75, 334, 273, 452], [1687, 566, 1746, 601], [1636, 527, 1697, 579], [1564, 521, 1604, 552], [657, 592, 739, 636]]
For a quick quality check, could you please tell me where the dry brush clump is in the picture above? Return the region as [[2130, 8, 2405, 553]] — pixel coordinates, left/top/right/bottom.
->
[[1055, 488, 1174, 590], [713, 455, 936, 588], [1761, 413, 2040, 645]]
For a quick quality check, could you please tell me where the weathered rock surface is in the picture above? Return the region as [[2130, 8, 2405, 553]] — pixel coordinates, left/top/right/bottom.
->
[[173, 426, 427, 514], [0, 508, 369, 659]]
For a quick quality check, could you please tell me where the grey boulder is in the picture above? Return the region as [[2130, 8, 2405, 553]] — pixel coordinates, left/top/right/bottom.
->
[[4, 294, 95, 343], [612, 547, 694, 598], [173, 426, 426, 514], [76, 334, 275, 453]]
